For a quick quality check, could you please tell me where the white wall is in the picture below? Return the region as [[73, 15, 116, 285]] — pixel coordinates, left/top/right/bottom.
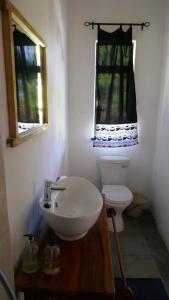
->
[[152, 1, 169, 250], [67, 0, 166, 202], [0, 0, 68, 265], [0, 134, 13, 300]]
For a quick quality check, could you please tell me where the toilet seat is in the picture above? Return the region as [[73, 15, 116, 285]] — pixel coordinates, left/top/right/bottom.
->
[[102, 185, 133, 206]]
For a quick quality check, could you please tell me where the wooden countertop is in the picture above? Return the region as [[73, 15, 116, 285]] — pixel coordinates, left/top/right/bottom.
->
[[15, 202, 115, 300]]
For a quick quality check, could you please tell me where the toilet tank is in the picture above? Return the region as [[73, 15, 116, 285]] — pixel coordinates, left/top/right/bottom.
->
[[99, 156, 130, 185]]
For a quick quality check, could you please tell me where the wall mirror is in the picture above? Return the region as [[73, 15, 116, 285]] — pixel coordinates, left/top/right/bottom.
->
[[0, 0, 48, 147]]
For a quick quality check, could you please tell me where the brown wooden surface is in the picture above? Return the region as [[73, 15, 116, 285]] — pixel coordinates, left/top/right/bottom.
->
[[15, 203, 115, 300]]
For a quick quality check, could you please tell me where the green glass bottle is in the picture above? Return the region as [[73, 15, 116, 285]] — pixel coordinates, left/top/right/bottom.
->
[[22, 234, 39, 274], [43, 238, 60, 275]]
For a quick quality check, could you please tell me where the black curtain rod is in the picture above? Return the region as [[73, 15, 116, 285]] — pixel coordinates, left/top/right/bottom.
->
[[84, 21, 150, 31]]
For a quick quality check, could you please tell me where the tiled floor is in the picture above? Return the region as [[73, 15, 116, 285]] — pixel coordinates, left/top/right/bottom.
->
[[109, 210, 169, 295]]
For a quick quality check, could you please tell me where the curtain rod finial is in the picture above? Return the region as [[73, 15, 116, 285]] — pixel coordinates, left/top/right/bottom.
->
[[84, 21, 95, 29], [84, 21, 90, 27], [144, 21, 151, 27], [141, 21, 150, 31]]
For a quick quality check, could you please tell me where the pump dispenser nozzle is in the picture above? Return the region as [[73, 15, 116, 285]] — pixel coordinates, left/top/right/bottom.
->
[[24, 234, 34, 240]]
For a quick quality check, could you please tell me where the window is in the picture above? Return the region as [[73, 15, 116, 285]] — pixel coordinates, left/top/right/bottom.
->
[[93, 27, 138, 148]]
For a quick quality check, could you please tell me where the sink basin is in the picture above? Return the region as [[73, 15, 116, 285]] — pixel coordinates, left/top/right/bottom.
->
[[40, 177, 103, 241]]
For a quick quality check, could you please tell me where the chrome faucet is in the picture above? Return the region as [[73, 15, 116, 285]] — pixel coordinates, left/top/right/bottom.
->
[[43, 180, 66, 208], [44, 180, 52, 202]]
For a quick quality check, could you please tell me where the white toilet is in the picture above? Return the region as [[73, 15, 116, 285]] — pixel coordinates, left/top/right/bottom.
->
[[99, 156, 133, 232]]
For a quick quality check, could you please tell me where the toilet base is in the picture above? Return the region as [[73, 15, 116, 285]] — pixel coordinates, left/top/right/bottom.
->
[[107, 211, 124, 232]]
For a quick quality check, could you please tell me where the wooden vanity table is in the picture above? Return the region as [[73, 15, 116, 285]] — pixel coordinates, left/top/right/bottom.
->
[[15, 203, 115, 300]]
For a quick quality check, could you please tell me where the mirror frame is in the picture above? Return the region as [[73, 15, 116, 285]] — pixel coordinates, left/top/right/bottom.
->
[[0, 0, 48, 147]]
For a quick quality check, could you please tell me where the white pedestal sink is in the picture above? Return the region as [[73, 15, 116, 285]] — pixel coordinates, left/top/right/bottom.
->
[[40, 177, 103, 241]]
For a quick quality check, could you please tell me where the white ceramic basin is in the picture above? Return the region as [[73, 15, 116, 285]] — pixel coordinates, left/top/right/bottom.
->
[[40, 177, 103, 241]]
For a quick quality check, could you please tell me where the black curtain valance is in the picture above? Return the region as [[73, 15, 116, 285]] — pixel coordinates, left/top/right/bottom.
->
[[98, 27, 133, 45], [13, 29, 36, 46]]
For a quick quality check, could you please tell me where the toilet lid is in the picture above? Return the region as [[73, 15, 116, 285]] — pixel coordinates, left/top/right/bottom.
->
[[102, 185, 133, 205]]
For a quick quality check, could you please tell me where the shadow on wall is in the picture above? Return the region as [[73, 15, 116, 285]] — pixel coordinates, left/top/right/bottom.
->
[[25, 188, 44, 235], [48, 0, 67, 60]]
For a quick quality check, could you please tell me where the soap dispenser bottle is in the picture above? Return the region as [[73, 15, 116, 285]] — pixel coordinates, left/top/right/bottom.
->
[[22, 234, 39, 274], [43, 238, 60, 275]]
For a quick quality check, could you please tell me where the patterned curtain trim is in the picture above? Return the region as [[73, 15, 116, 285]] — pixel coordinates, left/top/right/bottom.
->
[[18, 122, 40, 134], [93, 123, 138, 148]]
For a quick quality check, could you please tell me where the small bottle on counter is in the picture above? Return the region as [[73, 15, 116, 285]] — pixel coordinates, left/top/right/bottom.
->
[[22, 234, 39, 274], [43, 238, 60, 275]]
